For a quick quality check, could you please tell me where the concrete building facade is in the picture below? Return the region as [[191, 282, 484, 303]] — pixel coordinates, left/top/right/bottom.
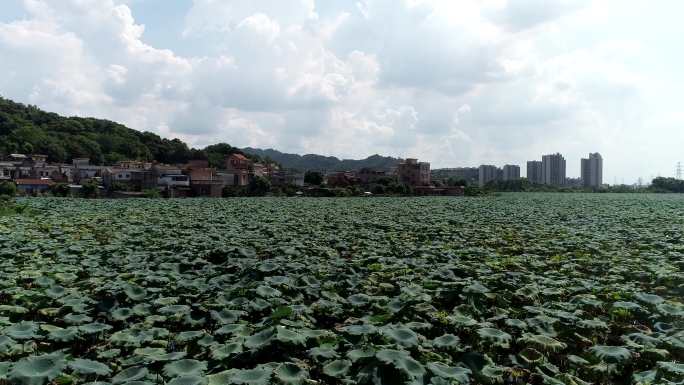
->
[[526, 161, 543, 184], [478, 165, 500, 187], [397, 158, 431, 186], [542, 153, 566, 186], [581, 152, 603, 188], [502, 165, 521, 181]]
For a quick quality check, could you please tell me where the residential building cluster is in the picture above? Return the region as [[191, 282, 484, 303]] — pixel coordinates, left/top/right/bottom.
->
[[1, 151, 604, 196], [0, 153, 304, 197], [432, 152, 604, 188], [0, 154, 466, 197]]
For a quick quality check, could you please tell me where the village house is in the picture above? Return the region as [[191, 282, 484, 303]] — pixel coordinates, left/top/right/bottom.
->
[[72, 158, 104, 184], [270, 170, 305, 187], [14, 179, 54, 195], [326, 171, 360, 188], [357, 168, 388, 184], [222, 153, 251, 186], [184, 160, 223, 197], [396, 158, 431, 187]]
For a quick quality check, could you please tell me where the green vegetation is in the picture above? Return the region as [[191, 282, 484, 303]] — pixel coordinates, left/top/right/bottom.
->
[[243, 147, 399, 172], [651, 177, 684, 193], [304, 171, 324, 186], [0, 181, 16, 197], [0, 194, 682, 384], [0, 97, 263, 167]]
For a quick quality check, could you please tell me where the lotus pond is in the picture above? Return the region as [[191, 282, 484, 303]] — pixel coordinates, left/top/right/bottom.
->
[[0, 194, 683, 385]]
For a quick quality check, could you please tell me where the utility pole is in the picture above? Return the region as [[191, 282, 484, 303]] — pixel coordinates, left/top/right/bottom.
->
[[677, 162, 682, 180]]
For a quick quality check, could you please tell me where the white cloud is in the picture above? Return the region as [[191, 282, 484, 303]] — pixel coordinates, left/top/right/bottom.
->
[[0, 0, 681, 182]]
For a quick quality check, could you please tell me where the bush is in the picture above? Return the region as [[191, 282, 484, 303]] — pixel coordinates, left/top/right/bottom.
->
[[0, 181, 17, 197], [50, 183, 70, 197], [222, 185, 247, 197], [81, 181, 99, 198], [142, 189, 161, 198]]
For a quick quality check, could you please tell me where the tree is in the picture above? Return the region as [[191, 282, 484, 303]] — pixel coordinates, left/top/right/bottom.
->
[[0, 181, 17, 197], [50, 183, 70, 197], [304, 171, 323, 186], [81, 181, 99, 198], [248, 176, 271, 196]]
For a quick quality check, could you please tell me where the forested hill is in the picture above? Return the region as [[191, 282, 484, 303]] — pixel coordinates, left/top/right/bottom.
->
[[0, 96, 400, 171], [242, 147, 401, 171], [0, 97, 254, 167]]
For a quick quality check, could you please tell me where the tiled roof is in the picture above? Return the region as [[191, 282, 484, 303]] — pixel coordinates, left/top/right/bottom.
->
[[231, 153, 249, 161], [15, 179, 54, 186]]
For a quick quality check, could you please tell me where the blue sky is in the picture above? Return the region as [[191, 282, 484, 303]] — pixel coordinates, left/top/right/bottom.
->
[[1, 0, 683, 183]]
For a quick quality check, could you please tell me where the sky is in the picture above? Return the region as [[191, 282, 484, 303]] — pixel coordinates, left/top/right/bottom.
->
[[1, 0, 683, 183]]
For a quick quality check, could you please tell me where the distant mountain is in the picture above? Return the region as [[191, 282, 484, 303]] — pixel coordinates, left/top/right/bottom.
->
[[242, 147, 401, 172]]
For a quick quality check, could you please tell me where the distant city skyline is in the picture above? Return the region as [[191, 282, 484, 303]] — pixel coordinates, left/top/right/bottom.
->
[[1, 0, 683, 184]]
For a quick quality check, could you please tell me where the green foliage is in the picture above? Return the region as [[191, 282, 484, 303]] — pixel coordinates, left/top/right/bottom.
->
[[0, 194, 682, 384], [80, 181, 99, 198], [0, 97, 262, 166], [142, 189, 160, 199], [248, 176, 271, 197], [0, 181, 16, 196], [304, 171, 323, 186], [50, 183, 70, 197], [650, 177, 684, 193]]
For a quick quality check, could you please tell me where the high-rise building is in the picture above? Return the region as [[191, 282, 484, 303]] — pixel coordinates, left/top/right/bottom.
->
[[502, 165, 520, 181], [479, 165, 500, 187], [526, 161, 543, 184], [581, 153, 603, 188], [397, 158, 431, 186], [542, 153, 566, 186]]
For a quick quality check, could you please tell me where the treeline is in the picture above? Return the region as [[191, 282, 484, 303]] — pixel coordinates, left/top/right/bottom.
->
[[0, 97, 266, 167], [476, 178, 684, 193], [650, 177, 684, 193]]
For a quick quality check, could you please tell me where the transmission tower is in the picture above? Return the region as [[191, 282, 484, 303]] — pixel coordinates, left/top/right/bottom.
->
[[677, 162, 683, 180]]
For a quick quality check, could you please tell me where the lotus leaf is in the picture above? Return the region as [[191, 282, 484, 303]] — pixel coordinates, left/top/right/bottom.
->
[[275, 362, 308, 384], [588, 345, 632, 364], [4, 321, 39, 340], [80, 322, 113, 334], [68, 359, 112, 376], [212, 342, 243, 359], [308, 346, 339, 360], [9, 354, 66, 385], [477, 328, 512, 348], [519, 333, 567, 352], [245, 328, 275, 350], [322, 360, 351, 378], [375, 349, 426, 378], [230, 366, 273, 385], [382, 326, 419, 347], [48, 327, 80, 342], [111, 308, 134, 321], [124, 285, 147, 301], [426, 362, 471, 382], [168, 376, 207, 385], [111, 366, 148, 384], [634, 293, 664, 306], [64, 313, 93, 325], [163, 359, 207, 378], [432, 334, 460, 349]]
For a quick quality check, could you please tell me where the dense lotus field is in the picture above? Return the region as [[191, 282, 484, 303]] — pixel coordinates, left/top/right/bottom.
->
[[0, 194, 683, 385]]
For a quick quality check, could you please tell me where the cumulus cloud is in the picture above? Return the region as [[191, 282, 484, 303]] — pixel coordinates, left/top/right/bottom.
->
[[0, 0, 679, 182]]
